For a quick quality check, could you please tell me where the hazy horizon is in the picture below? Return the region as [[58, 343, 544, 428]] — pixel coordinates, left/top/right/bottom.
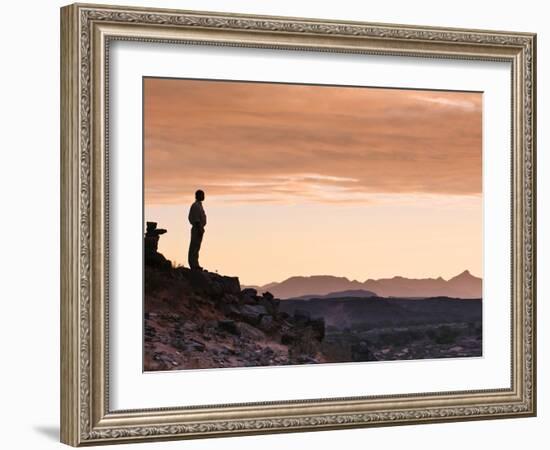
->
[[144, 78, 482, 286]]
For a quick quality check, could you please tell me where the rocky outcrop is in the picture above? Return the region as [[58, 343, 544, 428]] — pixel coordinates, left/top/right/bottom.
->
[[144, 222, 171, 270], [143, 224, 326, 371]]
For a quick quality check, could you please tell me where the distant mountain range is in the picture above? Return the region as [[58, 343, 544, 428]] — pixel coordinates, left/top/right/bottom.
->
[[290, 289, 378, 300], [245, 270, 482, 299]]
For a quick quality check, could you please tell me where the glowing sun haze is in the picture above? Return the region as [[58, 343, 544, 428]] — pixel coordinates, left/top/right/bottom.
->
[[144, 77, 482, 286]]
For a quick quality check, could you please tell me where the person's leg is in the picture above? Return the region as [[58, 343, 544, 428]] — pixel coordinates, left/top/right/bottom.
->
[[188, 227, 204, 269], [195, 230, 204, 269], [188, 228, 199, 269]]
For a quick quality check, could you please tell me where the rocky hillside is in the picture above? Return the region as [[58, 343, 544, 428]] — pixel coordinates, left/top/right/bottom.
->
[[143, 223, 326, 371]]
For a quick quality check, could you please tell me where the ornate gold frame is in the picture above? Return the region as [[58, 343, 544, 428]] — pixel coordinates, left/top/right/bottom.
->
[[60, 3, 536, 446]]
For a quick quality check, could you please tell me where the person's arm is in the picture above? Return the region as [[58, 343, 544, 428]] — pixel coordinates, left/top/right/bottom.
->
[[189, 203, 200, 227], [189, 203, 205, 230]]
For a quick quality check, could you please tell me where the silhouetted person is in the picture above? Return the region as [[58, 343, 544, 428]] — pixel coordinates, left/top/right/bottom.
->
[[188, 189, 207, 270]]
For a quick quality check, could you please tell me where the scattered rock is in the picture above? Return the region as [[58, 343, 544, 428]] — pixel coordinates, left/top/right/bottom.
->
[[144, 222, 326, 371], [187, 339, 206, 352], [183, 321, 197, 332], [144, 324, 156, 341], [296, 355, 318, 364], [281, 333, 295, 345], [236, 322, 266, 340], [351, 341, 378, 362]]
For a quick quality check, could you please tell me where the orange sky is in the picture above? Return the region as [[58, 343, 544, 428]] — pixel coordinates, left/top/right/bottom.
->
[[144, 78, 482, 286]]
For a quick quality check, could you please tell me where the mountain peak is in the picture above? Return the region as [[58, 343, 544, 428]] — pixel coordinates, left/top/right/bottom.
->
[[452, 269, 474, 280]]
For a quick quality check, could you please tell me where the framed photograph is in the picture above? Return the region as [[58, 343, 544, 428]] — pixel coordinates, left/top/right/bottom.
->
[[60, 3, 537, 446]]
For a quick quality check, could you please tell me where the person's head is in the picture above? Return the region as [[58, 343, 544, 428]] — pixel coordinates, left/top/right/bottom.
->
[[195, 189, 205, 202]]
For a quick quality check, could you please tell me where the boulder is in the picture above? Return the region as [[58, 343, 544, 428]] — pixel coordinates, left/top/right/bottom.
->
[[222, 293, 240, 304], [220, 275, 241, 295], [239, 304, 268, 325], [187, 339, 206, 352], [259, 297, 279, 315], [221, 303, 242, 317], [241, 294, 258, 306], [217, 320, 240, 336], [258, 315, 275, 332], [189, 271, 222, 296], [241, 288, 258, 297], [262, 291, 275, 300], [236, 322, 266, 340], [186, 269, 217, 293], [144, 251, 171, 270], [240, 288, 258, 305]]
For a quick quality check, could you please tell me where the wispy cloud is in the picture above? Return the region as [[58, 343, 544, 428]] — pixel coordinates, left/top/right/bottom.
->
[[413, 95, 480, 111], [144, 79, 482, 205]]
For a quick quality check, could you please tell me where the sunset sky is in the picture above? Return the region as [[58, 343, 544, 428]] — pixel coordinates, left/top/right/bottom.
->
[[144, 78, 482, 286]]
